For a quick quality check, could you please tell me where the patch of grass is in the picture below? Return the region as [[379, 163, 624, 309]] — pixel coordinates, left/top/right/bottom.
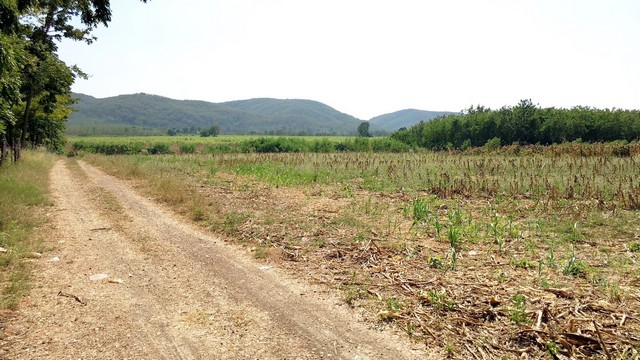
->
[[0, 151, 54, 310], [421, 289, 454, 310], [563, 254, 588, 277], [214, 211, 249, 236], [344, 285, 368, 306], [546, 341, 560, 357], [444, 344, 455, 357], [252, 246, 270, 259], [405, 198, 431, 228], [514, 258, 537, 270], [190, 206, 207, 222], [385, 296, 402, 312], [607, 282, 623, 303]]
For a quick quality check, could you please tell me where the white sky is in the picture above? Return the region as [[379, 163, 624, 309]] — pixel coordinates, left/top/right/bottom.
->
[[57, 0, 640, 120]]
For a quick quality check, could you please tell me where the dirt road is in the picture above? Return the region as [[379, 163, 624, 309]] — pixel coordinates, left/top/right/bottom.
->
[[1, 159, 426, 359]]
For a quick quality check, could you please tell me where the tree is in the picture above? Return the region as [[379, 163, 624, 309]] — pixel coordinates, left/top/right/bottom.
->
[[389, 100, 640, 150], [357, 122, 371, 137], [512, 99, 538, 144], [1, 0, 148, 166], [200, 125, 220, 137]]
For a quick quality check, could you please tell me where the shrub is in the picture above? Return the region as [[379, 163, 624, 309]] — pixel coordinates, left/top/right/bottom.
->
[[239, 137, 309, 153], [311, 139, 336, 153], [179, 143, 196, 154], [484, 137, 501, 150], [147, 143, 173, 155]]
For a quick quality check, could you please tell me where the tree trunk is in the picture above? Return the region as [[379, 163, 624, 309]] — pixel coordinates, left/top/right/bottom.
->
[[6, 121, 18, 162], [0, 135, 7, 167], [20, 88, 33, 149]]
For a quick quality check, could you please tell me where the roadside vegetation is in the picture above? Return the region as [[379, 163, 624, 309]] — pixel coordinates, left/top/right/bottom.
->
[[0, 151, 54, 310], [80, 142, 640, 359], [0, 1, 147, 166]]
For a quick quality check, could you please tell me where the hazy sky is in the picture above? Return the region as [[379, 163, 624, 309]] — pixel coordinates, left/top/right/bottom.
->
[[57, 0, 639, 119]]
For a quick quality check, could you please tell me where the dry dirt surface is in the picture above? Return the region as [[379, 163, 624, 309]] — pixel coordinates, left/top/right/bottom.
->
[[0, 159, 428, 359]]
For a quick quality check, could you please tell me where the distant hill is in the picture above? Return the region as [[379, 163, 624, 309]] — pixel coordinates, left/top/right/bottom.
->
[[221, 98, 363, 134], [68, 93, 364, 135], [369, 109, 456, 132]]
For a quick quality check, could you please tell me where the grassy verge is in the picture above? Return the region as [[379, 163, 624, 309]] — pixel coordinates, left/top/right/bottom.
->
[[0, 151, 54, 310]]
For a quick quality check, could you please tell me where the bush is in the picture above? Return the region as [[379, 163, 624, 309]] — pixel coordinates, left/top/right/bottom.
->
[[370, 138, 411, 153], [484, 137, 501, 150], [239, 137, 309, 153], [311, 139, 336, 153], [612, 144, 631, 157], [147, 143, 173, 155], [179, 143, 196, 154], [203, 144, 236, 154]]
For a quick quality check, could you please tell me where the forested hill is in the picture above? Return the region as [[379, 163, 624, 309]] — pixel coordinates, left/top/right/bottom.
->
[[68, 93, 364, 135], [369, 109, 456, 131]]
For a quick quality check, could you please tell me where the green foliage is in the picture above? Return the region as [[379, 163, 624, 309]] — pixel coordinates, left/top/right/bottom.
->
[[514, 258, 537, 270], [179, 143, 196, 154], [391, 101, 640, 150], [369, 109, 454, 132], [546, 341, 560, 356], [509, 294, 530, 325], [422, 289, 454, 310], [239, 137, 309, 153], [357, 121, 371, 137], [428, 256, 443, 269], [67, 124, 163, 137], [147, 143, 173, 155], [385, 297, 402, 312], [1, 0, 149, 165], [200, 125, 220, 137], [484, 137, 501, 150], [406, 198, 431, 228], [72, 141, 144, 155], [67, 136, 409, 156], [563, 254, 587, 277]]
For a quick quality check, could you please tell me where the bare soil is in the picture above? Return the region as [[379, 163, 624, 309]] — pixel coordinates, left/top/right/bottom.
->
[[0, 159, 427, 359]]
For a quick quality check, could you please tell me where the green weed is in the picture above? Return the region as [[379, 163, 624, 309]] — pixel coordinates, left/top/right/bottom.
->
[[509, 294, 530, 325], [421, 289, 454, 310], [428, 256, 443, 269], [514, 258, 537, 270], [563, 254, 587, 277]]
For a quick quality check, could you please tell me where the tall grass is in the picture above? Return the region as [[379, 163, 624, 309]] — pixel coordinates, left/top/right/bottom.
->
[[0, 151, 54, 309]]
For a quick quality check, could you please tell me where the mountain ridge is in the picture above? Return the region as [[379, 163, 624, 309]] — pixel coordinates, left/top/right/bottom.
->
[[369, 109, 456, 131], [68, 93, 452, 135]]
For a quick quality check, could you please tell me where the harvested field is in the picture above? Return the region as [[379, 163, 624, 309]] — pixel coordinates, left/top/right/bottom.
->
[[78, 148, 640, 359]]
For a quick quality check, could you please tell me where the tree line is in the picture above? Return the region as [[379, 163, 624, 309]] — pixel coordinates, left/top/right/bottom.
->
[[391, 99, 640, 150], [0, 0, 146, 167]]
